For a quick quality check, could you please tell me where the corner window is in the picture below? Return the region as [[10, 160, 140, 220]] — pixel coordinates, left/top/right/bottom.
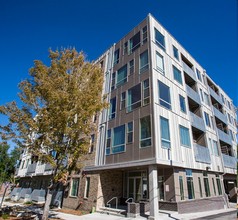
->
[[154, 28, 165, 51], [143, 79, 150, 105], [173, 45, 179, 60], [140, 116, 151, 148], [160, 116, 171, 148], [127, 122, 133, 144], [109, 97, 116, 119], [173, 66, 183, 85], [179, 95, 186, 113], [179, 125, 191, 147], [129, 31, 140, 54], [127, 84, 141, 112], [140, 50, 149, 73], [117, 65, 127, 87], [112, 125, 126, 153], [84, 177, 90, 198], [158, 81, 171, 110], [113, 48, 120, 65], [70, 178, 79, 197], [142, 26, 147, 43], [156, 52, 164, 74]]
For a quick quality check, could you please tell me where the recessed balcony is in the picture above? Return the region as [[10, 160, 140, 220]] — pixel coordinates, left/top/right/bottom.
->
[[190, 112, 206, 132], [186, 85, 201, 105]]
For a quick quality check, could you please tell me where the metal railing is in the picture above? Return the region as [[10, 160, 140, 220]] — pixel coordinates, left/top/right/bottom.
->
[[106, 197, 118, 209]]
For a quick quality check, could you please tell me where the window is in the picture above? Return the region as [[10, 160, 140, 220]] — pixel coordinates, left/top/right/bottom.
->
[[173, 45, 179, 60], [186, 169, 195, 199], [179, 95, 186, 113], [113, 48, 120, 65], [127, 84, 141, 112], [216, 175, 222, 195], [213, 140, 219, 156], [120, 92, 126, 110], [129, 31, 140, 54], [89, 134, 95, 153], [173, 66, 183, 84], [70, 178, 79, 197], [117, 65, 127, 86], [227, 101, 231, 110], [143, 79, 150, 105], [140, 116, 151, 147], [212, 178, 216, 196], [84, 177, 90, 198], [106, 129, 111, 155], [204, 112, 211, 127], [204, 93, 210, 106], [221, 94, 225, 104], [160, 116, 171, 148], [109, 97, 116, 119], [154, 28, 165, 51], [127, 122, 133, 144], [196, 69, 202, 82], [112, 125, 126, 153], [227, 113, 232, 124], [111, 72, 116, 90], [142, 26, 147, 43], [140, 50, 149, 73], [124, 41, 128, 55], [179, 176, 184, 200], [156, 52, 164, 74], [158, 81, 171, 109], [179, 125, 191, 147], [129, 59, 134, 75], [198, 177, 203, 198], [200, 89, 204, 102], [203, 172, 211, 197], [229, 129, 234, 141]]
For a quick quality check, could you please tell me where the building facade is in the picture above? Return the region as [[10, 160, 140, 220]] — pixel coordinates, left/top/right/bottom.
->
[[15, 14, 237, 218]]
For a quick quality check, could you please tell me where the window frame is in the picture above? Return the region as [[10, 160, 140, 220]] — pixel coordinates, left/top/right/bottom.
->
[[179, 125, 191, 148], [173, 45, 179, 60], [160, 116, 171, 149], [158, 81, 171, 110], [173, 65, 183, 85], [140, 50, 149, 73], [179, 95, 186, 113], [70, 178, 79, 197], [140, 116, 152, 148], [154, 28, 166, 51], [156, 52, 165, 74]]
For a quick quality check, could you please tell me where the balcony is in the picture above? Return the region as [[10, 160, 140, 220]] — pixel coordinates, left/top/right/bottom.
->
[[44, 163, 53, 172], [217, 129, 232, 145], [186, 85, 201, 105], [182, 61, 196, 81], [190, 112, 206, 131], [209, 87, 223, 105], [213, 107, 227, 124], [26, 163, 36, 174], [222, 154, 236, 169], [194, 144, 211, 164]]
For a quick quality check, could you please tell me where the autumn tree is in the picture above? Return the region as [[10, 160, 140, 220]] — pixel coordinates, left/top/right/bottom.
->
[[0, 49, 106, 219]]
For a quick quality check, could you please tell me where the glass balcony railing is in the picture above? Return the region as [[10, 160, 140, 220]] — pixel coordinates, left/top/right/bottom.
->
[[194, 144, 211, 164], [182, 61, 196, 81], [190, 112, 206, 131], [209, 87, 223, 104], [222, 154, 236, 169], [186, 85, 201, 104], [213, 107, 227, 124], [26, 163, 36, 174], [217, 129, 232, 145]]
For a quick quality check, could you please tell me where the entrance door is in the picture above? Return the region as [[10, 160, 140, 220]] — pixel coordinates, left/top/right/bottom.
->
[[128, 177, 142, 202]]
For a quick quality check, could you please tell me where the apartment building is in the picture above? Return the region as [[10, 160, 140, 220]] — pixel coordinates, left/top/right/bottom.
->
[[15, 14, 236, 218]]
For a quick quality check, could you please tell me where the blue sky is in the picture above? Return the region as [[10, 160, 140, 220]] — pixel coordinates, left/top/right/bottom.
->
[[0, 0, 237, 148]]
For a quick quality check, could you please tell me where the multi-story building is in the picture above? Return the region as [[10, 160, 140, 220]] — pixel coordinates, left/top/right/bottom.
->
[[15, 14, 236, 218]]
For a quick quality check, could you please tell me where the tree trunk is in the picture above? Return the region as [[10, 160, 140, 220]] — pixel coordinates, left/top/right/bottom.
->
[[42, 189, 53, 220]]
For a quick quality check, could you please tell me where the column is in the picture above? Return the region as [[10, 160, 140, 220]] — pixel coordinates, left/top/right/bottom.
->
[[148, 165, 159, 220]]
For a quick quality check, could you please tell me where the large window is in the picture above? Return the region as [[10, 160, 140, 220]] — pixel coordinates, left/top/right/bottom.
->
[[186, 169, 195, 199], [129, 31, 140, 54], [173, 66, 182, 85], [113, 48, 120, 65], [173, 45, 179, 60], [140, 116, 151, 147], [179, 176, 184, 200], [158, 81, 171, 109], [140, 50, 149, 73], [179, 95, 186, 113], [156, 52, 164, 74], [70, 178, 79, 197], [117, 65, 128, 87], [179, 125, 191, 147], [112, 125, 126, 153], [143, 79, 150, 105], [160, 116, 171, 148], [127, 122, 133, 144], [204, 112, 211, 127], [109, 97, 116, 119], [127, 84, 141, 112], [84, 177, 90, 198], [154, 28, 165, 51], [203, 172, 211, 197]]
